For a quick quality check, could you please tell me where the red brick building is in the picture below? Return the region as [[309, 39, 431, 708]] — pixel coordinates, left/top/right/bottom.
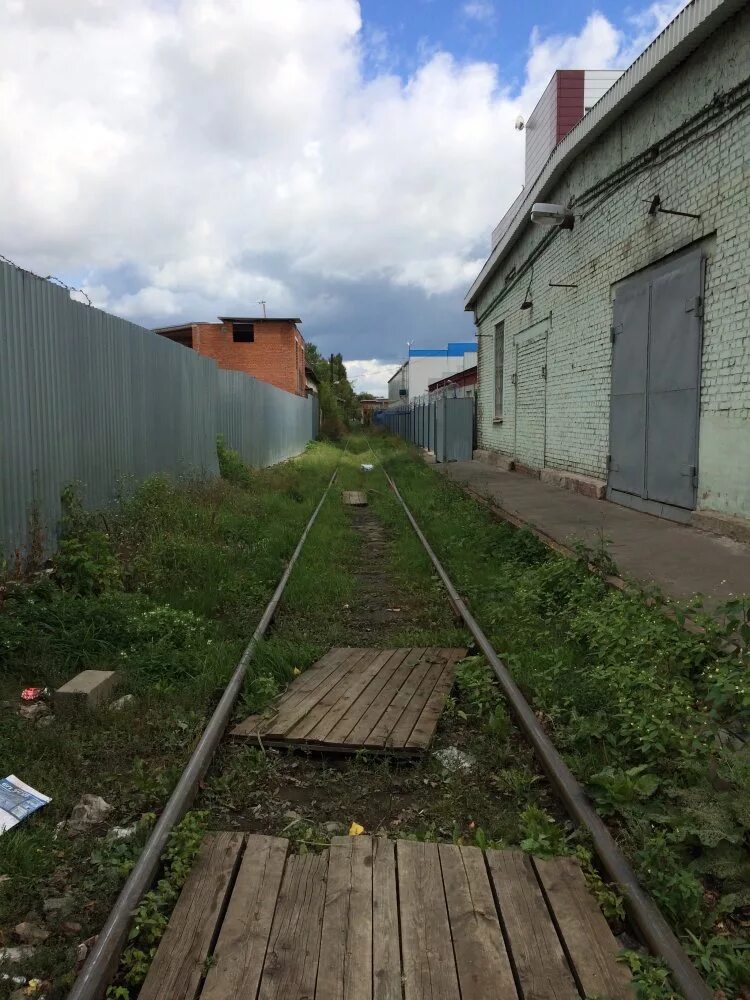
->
[[155, 317, 306, 397]]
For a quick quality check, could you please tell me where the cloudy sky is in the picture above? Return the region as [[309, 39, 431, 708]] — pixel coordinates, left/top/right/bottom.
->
[[0, 0, 684, 394]]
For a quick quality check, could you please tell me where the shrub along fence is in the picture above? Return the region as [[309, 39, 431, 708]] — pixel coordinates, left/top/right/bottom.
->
[[0, 262, 318, 558]]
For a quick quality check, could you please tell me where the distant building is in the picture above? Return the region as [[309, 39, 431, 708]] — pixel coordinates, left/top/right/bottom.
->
[[387, 343, 477, 405], [428, 365, 477, 400], [360, 397, 388, 423], [387, 362, 409, 404], [154, 317, 306, 397], [466, 0, 750, 529]]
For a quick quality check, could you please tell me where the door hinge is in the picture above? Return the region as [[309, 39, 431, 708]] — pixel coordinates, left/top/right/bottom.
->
[[685, 296, 703, 318], [606, 453, 612, 469], [681, 465, 698, 487], [610, 324, 622, 343], [541, 365, 548, 380], [511, 373, 518, 386]]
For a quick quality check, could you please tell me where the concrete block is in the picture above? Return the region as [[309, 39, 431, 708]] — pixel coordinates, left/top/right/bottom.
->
[[541, 468, 606, 500], [473, 449, 515, 471], [692, 508, 750, 545], [55, 670, 119, 715]]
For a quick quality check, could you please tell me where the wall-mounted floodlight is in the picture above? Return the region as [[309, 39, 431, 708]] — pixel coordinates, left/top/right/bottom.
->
[[531, 203, 575, 230]]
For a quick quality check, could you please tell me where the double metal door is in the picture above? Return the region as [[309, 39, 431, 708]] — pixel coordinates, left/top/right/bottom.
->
[[608, 249, 703, 512]]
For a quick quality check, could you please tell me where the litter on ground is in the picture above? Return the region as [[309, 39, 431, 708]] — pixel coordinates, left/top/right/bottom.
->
[[0, 776, 51, 836]]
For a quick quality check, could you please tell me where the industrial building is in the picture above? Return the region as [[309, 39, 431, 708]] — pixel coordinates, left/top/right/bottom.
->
[[155, 317, 307, 397], [466, 0, 750, 532], [388, 343, 477, 405]]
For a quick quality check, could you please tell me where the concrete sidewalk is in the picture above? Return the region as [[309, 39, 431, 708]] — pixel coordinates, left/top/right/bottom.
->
[[435, 461, 750, 610]]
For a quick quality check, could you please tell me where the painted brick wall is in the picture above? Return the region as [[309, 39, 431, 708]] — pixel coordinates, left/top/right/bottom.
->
[[192, 321, 306, 397], [475, 4, 750, 518]]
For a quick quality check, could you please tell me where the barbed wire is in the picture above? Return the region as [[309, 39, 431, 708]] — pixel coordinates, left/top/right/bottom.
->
[[0, 251, 92, 306]]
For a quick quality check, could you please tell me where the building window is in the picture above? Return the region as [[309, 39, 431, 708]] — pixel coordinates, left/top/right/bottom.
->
[[232, 322, 254, 343], [494, 321, 505, 419]]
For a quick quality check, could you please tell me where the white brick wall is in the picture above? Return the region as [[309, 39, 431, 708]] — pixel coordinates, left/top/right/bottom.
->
[[474, 4, 750, 518]]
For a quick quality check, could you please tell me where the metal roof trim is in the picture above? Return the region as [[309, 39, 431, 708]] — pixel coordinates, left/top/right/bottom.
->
[[464, 0, 746, 311], [218, 316, 302, 324]]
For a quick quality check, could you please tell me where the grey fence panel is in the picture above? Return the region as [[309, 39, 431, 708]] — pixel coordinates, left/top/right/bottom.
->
[[444, 397, 474, 462], [1, 263, 316, 558], [216, 371, 315, 469]]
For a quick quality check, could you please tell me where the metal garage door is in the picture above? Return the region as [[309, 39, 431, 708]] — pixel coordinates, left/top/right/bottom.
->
[[608, 248, 703, 515]]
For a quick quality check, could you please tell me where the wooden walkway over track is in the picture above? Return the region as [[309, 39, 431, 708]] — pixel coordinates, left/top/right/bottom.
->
[[141, 833, 633, 1000], [232, 647, 466, 755]]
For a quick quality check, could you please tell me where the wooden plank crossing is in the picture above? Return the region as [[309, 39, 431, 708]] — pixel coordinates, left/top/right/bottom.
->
[[342, 490, 368, 506], [142, 834, 634, 1000], [232, 647, 466, 754]]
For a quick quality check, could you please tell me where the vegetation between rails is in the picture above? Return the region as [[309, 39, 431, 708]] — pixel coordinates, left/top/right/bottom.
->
[[2, 430, 748, 998], [371, 432, 750, 997]]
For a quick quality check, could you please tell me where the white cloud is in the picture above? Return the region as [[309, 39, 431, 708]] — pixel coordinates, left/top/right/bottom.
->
[[345, 359, 400, 396], [462, 2, 495, 25], [0, 0, 681, 336]]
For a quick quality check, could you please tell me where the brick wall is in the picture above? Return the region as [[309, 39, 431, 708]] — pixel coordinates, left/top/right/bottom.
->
[[192, 321, 306, 397], [475, 4, 750, 518]]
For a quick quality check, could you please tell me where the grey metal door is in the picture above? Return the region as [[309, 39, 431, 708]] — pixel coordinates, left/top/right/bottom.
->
[[515, 338, 547, 469], [609, 249, 703, 510], [444, 397, 474, 462], [609, 278, 649, 496]]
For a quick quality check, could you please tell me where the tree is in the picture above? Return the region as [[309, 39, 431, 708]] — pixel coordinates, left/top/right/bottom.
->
[[305, 342, 359, 434]]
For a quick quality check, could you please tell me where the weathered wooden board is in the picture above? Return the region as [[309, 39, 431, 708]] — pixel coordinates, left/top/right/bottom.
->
[[145, 837, 632, 1000], [534, 854, 634, 1000], [139, 833, 244, 1000], [343, 490, 368, 506], [232, 647, 466, 754], [485, 848, 578, 1000], [201, 835, 288, 1000]]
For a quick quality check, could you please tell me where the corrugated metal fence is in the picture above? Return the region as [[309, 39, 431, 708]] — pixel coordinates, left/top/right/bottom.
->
[[0, 263, 318, 557], [376, 395, 474, 463]]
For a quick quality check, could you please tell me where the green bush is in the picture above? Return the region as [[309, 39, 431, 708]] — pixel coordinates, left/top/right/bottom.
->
[[53, 532, 122, 595], [216, 435, 253, 487]]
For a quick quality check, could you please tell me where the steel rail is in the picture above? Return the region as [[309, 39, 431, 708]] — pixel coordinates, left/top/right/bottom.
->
[[369, 441, 711, 1000], [68, 460, 342, 1000]]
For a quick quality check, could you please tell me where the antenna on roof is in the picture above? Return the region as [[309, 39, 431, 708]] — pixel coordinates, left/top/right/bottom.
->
[[258, 299, 267, 318]]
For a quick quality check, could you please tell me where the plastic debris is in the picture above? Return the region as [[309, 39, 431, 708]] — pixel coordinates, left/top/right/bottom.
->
[[43, 894, 74, 917], [65, 794, 112, 837], [110, 694, 135, 712], [109, 825, 136, 840], [0, 946, 36, 963], [20, 688, 48, 702], [360, 463, 374, 472], [348, 821, 365, 836], [1, 776, 51, 835], [18, 702, 50, 722], [433, 747, 476, 773]]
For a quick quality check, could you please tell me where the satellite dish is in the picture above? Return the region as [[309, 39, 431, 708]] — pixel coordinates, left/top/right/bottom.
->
[[514, 115, 525, 131]]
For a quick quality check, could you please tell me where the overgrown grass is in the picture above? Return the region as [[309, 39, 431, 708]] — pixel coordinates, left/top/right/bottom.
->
[[370, 432, 750, 997], [0, 440, 344, 998]]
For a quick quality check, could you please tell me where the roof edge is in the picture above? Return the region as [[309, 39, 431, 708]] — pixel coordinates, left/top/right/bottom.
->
[[464, 0, 746, 311]]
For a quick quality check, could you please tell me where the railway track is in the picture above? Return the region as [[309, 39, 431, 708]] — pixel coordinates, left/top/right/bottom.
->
[[68, 437, 712, 1000]]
